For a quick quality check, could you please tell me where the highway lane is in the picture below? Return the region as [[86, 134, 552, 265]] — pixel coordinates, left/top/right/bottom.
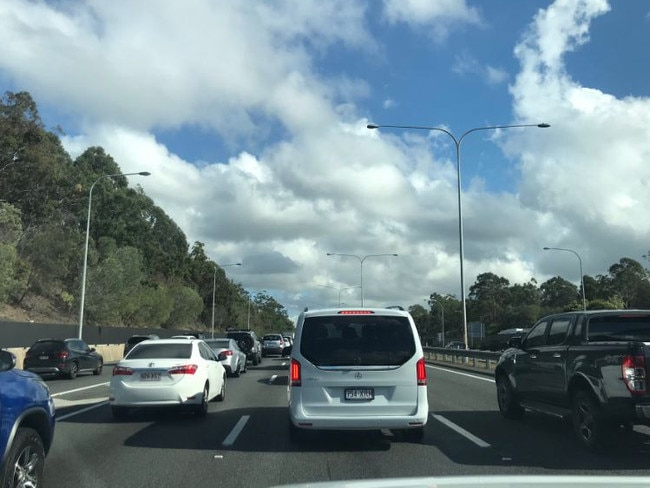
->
[[42, 359, 650, 488]]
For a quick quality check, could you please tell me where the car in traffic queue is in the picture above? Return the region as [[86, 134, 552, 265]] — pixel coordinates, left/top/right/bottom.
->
[[262, 333, 286, 357], [0, 349, 56, 488], [225, 329, 263, 366], [23, 338, 104, 380], [282, 336, 293, 356], [123, 334, 160, 356], [109, 338, 227, 419], [204, 338, 247, 377], [288, 307, 429, 441]]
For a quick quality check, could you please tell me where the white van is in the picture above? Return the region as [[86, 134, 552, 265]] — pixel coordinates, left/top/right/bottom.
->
[[288, 308, 428, 441]]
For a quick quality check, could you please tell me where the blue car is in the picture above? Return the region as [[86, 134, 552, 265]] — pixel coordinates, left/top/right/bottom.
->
[[0, 349, 55, 487]]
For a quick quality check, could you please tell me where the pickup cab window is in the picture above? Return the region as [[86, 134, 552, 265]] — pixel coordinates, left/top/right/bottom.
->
[[523, 321, 549, 348], [547, 319, 571, 345]]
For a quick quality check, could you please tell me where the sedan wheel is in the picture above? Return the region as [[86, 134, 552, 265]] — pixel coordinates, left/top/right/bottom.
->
[[67, 361, 79, 380], [3, 428, 44, 488], [194, 383, 209, 416], [233, 362, 241, 378], [93, 360, 103, 376], [216, 376, 226, 402]]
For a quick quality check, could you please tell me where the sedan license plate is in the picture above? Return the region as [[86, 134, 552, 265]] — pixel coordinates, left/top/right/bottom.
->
[[140, 371, 162, 381], [345, 388, 374, 401], [39, 355, 49, 360]]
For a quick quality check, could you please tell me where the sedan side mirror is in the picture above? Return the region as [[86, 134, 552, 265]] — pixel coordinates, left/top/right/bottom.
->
[[0, 350, 17, 372], [507, 337, 523, 349]]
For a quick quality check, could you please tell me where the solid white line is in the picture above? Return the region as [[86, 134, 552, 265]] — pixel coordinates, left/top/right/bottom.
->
[[51, 382, 110, 397], [431, 414, 491, 448], [57, 401, 109, 421], [54, 397, 107, 408], [268, 374, 278, 384], [222, 415, 250, 446], [428, 365, 495, 383]]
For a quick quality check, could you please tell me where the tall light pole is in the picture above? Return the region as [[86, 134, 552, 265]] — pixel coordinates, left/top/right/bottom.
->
[[317, 284, 361, 307], [212, 262, 242, 339], [78, 171, 150, 339], [543, 246, 586, 311], [368, 122, 550, 352], [326, 253, 398, 306]]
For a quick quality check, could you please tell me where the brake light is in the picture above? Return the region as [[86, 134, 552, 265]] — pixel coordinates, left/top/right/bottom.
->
[[290, 359, 301, 386], [622, 354, 646, 395], [58, 351, 69, 360], [338, 310, 374, 315], [168, 364, 198, 375], [416, 357, 427, 386], [113, 366, 134, 376], [222, 350, 233, 356]]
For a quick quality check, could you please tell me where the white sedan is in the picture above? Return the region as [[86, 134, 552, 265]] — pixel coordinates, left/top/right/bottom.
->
[[109, 338, 226, 419]]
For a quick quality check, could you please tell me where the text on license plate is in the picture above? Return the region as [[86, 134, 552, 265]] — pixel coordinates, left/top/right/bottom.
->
[[345, 388, 374, 401], [140, 372, 162, 381]]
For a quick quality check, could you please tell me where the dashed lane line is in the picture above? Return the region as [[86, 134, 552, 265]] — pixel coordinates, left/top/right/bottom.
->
[[51, 382, 110, 397], [431, 413, 491, 448], [428, 365, 495, 383], [57, 401, 109, 421], [222, 415, 250, 446]]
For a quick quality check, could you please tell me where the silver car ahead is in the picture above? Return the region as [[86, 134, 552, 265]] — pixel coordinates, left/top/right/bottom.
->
[[204, 339, 247, 377]]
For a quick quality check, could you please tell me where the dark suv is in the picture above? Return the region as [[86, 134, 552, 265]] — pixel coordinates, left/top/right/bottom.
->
[[226, 330, 262, 365], [23, 338, 104, 379], [0, 349, 55, 487]]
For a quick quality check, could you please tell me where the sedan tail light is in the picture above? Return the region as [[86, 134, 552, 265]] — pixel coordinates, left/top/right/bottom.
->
[[222, 350, 233, 356], [168, 364, 199, 375], [113, 366, 134, 376], [58, 351, 69, 360]]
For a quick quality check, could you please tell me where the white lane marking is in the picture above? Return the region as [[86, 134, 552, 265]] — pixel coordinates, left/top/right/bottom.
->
[[54, 397, 107, 408], [268, 374, 278, 384], [428, 365, 495, 383], [222, 415, 250, 446], [57, 401, 109, 421], [51, 382, 110, 397], [431, 413, 491, 448]]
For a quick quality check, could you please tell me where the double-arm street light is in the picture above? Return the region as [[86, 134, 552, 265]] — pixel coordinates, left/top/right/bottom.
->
[[78, 171, 150, 339], [212, 263, 242, 338], [326, 253, 398, 307], [317, 284, 362, 307], [543, 246, 586, 311], [368, 122, 550, 351]]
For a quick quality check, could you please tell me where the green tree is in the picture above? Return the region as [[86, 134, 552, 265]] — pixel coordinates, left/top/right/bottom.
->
[[540, 276, 578, 310], [165, 285, 204, 329], [607, 258, 650, 308], [0, 203, 22, 302], [468, 272, 510, 329]]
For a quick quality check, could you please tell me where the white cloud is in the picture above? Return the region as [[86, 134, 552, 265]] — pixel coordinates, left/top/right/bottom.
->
[[453, 52, 508, 86]]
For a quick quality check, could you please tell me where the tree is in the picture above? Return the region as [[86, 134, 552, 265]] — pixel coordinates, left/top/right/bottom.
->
[[540, 276, 578, 310], [468, 272, 510, 328], [0, 203, 22, 302], [607, 258, 650, 308]]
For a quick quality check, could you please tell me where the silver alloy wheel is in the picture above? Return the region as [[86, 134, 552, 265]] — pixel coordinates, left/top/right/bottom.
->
[[10, 443, 41, 488]]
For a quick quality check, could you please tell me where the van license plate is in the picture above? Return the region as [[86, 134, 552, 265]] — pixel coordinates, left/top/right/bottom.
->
[[140, 372, 161, 381], [345, 388, 374, 401]]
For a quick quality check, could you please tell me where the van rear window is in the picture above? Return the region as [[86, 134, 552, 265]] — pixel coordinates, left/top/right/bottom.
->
[[300, 315, 415, 367], [587, 315, 650, 342]]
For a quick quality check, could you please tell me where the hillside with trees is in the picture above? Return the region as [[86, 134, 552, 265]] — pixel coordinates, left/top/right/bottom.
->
[[0, 91, 292, 334]]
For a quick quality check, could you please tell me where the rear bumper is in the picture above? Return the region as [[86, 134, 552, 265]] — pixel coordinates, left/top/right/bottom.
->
[[109, 383, 203, 407], [24, 366, 65, 375]]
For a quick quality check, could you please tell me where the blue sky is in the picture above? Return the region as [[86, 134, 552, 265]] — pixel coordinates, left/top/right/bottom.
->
[[1, 0, 649, 319]]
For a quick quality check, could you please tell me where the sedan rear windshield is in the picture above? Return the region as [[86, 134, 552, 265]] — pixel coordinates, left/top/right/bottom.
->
[[125, 343, 192, 359], [205, 340, 230, 349], [263, 335, 282, 341], [28, 341, 64, 353], [300, 315, 415, 367], [587, 315, 650, 342]]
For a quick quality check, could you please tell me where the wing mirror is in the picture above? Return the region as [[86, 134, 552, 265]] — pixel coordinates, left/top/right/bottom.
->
[[0, 350, 17, 372], [507, 336, 523, 349], [217, 352, 228, 361]]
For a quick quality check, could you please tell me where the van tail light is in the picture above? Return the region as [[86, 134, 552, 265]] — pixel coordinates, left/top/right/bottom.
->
[[113, 366, 134, 376], [290, 359, 301, 387], [622, 354, 646, 395], [58, 351, 69, 360], [168, 364, 198, 375], [416, 358, 427, 386]]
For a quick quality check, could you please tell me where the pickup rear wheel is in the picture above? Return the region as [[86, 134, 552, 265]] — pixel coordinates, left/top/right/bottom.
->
[[572, 390, 606, 450], [496, 374, 524, 420]]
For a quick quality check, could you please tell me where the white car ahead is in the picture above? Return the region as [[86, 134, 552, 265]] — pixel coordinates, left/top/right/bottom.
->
[[109, 338, 226, 419]]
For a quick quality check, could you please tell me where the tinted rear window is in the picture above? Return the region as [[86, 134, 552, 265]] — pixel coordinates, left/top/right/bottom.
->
[[125, 343, 192, 359], [205, 340, 230, 349], [127, 336, 150, 345], [29, 341, 64, 353], [300, 315, 415, 366], [263, 335, 282, 341], [587, 315, 650, 342]]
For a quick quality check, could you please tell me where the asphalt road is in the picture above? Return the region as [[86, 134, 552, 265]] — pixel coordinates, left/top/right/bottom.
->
[[43, 359, 650, 487]]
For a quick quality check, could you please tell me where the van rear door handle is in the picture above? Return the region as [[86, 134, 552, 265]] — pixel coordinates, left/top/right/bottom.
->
[[553, 353, 561, 358]]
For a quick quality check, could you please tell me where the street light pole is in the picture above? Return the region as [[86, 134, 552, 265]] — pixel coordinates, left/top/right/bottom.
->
[[317, 284, 361, 307], [368, 122, 549, 352], [326, 253, 398, 306], [212, 262, 242, 339], [77, 171, 150, 339], [543, 246, 586, 310]]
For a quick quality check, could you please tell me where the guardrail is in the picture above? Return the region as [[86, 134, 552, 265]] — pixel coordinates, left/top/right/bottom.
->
[[423, 347, 502, 372]]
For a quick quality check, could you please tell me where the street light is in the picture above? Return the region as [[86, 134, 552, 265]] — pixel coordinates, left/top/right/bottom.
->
[[77, 171, 150, 339], [317, 284, 361, 307], [211, 262, 242, 339], [326, 253, 398, 306], [368, 122, 550, 352], [543, 247, 586, 310]]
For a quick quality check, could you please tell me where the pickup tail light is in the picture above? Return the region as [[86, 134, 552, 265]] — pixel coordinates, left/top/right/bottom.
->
[[168, 364, 198, 375], [290, 359, 301, 387], [113, 366, 134, 376], [622, 354, 647, 395], [416, 357, 427, 386]]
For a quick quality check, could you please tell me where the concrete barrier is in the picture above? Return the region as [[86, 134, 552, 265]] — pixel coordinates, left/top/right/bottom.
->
[[7, 344, 125, 370]]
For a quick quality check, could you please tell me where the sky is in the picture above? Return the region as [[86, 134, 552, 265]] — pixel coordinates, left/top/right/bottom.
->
[[1, 0, 650, 320]]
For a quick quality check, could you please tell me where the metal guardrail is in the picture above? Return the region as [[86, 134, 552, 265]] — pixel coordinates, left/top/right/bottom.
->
[[423, 346, 502, 372]]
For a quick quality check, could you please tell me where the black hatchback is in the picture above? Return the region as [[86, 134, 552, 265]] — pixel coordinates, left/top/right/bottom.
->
[[23, 338, 103, 379]]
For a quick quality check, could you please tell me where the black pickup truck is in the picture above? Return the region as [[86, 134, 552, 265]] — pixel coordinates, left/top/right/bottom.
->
[[495, 310, 650, 450]]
